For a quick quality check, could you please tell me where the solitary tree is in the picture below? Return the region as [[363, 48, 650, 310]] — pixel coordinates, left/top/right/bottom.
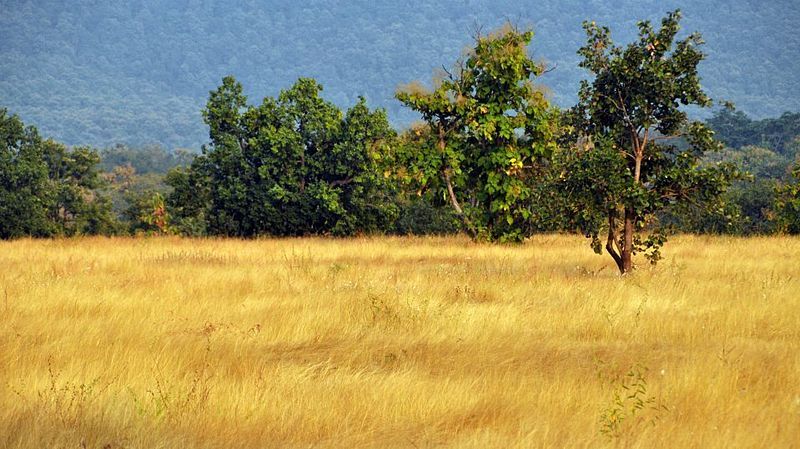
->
[[396, 24, 558, 242], [562, 10, 736, 274]]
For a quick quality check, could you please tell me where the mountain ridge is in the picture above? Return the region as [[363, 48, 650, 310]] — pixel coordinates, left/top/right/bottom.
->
[[1, 0, 797, 149]]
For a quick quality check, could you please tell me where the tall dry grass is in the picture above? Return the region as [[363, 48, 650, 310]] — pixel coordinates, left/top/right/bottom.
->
[[1, 235, 798, 448]]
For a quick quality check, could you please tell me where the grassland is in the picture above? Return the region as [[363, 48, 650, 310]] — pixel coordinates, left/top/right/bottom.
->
[[1, 235, 799, 448]]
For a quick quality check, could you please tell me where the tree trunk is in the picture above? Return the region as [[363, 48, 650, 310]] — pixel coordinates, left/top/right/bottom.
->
[[439, 125, 477, 239], [299, 153, 306, 193], [606, 211, 624, 274], [621, 206, 635, 274], [618, 132, 645, 275]]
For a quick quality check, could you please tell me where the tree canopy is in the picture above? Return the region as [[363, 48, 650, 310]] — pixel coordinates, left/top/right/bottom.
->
[[396, 25, 558, 242], [0, 109, 116, 238], [775, 164, 800, 234], [171, 76, 398, 237]]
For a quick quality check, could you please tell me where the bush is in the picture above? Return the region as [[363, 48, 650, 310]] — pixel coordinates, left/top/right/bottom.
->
[[392, 199, 460, 236]]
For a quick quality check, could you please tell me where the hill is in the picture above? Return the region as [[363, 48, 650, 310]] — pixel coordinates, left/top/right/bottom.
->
[[1, 0, 798, 148]]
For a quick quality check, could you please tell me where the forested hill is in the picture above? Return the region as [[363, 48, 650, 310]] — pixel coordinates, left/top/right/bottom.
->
[[1, 0, 798, 149]]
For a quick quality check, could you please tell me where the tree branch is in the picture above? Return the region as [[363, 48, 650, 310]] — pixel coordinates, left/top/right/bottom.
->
[[650, 134, 685, 142], [542, 63, 558, 75], [444, 168, 478, 239], [329, 177, 354, 187]]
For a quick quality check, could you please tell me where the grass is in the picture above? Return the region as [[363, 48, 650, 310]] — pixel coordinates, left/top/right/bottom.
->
[[1, 234, 799, 448]]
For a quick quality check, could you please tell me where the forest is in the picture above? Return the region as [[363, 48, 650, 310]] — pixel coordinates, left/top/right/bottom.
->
[[2, 10, 799, 273], [1, 0, 798, 149]]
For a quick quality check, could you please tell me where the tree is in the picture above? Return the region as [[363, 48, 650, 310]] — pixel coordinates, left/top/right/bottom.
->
[[708, 109, 800, 156], [0, 108, 53, 238], [706, 108, 757, 150], [396, 24, 558, 242], [130, 192, 173, 236], [775, 163, 800, 234], [562, 10, 737, 274], [165, 165, 209, 236], [173, 76, 397, 237], [99, 143, 193, 174], [42, 140, 117, 235], [0, 108, 117, 238]]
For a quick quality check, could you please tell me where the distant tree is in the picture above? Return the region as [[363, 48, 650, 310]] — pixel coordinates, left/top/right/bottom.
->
[[706, 108, 758, 150], [127, 192, 174, 236], [706, 146, 790, 180], [175, 76, 397, 237], [708, 109, 800, 156], [42, 140, 118, 235], [164, 166, 208, 236], [396, 24, 559, 242], [729, 180, 778, 234], [775, 163, 800, 234], [384, 125, 461, 236], [99, 160, 175, 235], [1, 108, 117, 238], [100, 143, 195, 174], [0, 109, 53, 238], [686, 145, 794, 235], [561, 10, 737, 274]]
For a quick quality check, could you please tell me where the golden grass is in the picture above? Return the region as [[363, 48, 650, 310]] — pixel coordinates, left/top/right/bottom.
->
[[1, 235, 799, 448]]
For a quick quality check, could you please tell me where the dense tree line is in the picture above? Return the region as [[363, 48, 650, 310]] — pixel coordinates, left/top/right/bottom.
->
[[677, 110, 800, 235], [0, 109, 118, 238], [168, 77, 400, 237], [2, 12, 798, 273], [709, 110, 800, 156]]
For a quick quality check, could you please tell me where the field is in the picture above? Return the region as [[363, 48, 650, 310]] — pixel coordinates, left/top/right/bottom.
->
[[1, 235, 799, 448]]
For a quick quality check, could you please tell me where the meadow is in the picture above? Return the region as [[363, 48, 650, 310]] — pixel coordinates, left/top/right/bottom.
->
[[1, 235, 798, 448]]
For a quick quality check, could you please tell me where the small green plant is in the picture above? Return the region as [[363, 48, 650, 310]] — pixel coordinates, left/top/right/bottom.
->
[[598, 362, 669, 439], [282, 248, 316, 275], [140, 192, 174, 235], [368, 293, 403, 327], [599, 293, 649, 338], [11, 357, 114, 427], [130, 358, 213, 424], [361, 291, 431, 331]]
